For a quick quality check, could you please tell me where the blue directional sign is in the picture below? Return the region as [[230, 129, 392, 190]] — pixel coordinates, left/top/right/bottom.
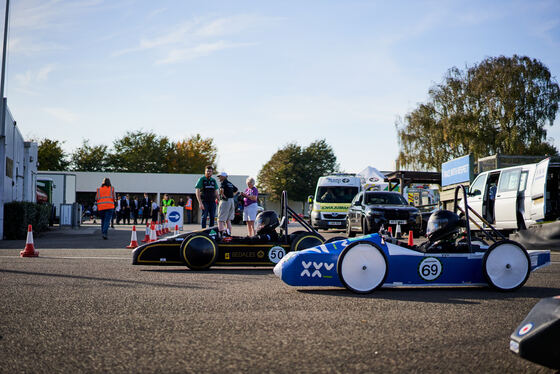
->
[[168, 211, 181, 223], [441, 155, 473, 186]]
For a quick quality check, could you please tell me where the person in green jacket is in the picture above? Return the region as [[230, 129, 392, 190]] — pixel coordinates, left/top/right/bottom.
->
[[161, 193, 175, 222]]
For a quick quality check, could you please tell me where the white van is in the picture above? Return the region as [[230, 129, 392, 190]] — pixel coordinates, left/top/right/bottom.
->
[[466, 158, 560, 231], [309, 174, 362, 229]]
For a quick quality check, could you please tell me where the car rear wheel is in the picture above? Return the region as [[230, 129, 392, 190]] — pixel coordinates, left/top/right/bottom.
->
[[483, 240, 530, 291], [290, 232, 324, 252], [180, 234, 217, 270], [337, 241, 388, 294], [346, 219, 355, 237]]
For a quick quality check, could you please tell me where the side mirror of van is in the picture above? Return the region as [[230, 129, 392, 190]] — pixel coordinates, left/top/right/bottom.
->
[[469, 190, 481, 197], [308, 195, 313, 204]]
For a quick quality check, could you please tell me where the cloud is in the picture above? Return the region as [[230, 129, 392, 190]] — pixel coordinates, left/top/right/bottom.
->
[[44, 107, 78, 123], [156, 41, 257, 65], [14, 64, 56, 94], [112, 14, 269, 62]]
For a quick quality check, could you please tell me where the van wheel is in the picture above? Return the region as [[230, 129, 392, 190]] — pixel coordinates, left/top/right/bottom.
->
[[346, 219, 355, 237]]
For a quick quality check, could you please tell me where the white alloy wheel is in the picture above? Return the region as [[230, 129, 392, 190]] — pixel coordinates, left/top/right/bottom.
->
[[483, 241, 530, 291], [338, 242, 387, 294]]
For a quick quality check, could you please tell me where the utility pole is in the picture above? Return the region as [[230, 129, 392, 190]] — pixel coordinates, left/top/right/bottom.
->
[[0, 0, 10, 240]]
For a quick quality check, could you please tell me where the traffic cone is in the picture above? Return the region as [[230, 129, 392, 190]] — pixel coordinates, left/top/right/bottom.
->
[[156, 221, 162, 237], [174, 224, 179, 236], [149, 222, 157, 242], [395, 223, 402, 238], [141, 224, 150, 242], [388, 226, 393, 237], [408, 230, 414, 246], [165, 220, 170, 234], [126, 226, 139, 249], [20, 225, 39, 257]]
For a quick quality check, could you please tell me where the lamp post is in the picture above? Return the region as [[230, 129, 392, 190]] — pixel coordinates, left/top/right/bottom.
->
[[0, 0, 10, 240]]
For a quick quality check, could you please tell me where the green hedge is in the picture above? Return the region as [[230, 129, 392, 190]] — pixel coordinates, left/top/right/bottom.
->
[[3, 202, 52, 240]]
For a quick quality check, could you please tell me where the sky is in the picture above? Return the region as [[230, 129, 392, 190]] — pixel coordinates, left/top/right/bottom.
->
[[3, 0, 560, 179]]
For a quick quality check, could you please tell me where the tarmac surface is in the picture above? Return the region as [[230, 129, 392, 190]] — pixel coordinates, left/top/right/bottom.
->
[[1, 222, 559, 373]]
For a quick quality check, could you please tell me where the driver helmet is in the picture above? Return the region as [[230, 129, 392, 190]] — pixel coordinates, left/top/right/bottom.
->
[[255, 210, 279, 235], [426, 209, 462, 242]]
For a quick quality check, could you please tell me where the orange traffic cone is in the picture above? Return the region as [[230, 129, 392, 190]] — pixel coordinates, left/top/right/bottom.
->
[[408, 230, 414, 246], [174, 224, 179, 236], [156, 221, 162, 237], [149, 222, 157, 242], [20, 225, 39, 257], [164, 220, 170, 234], [126, 225, 139, 249], [141, 224, 150, 242], [388, 226, 393, 237]]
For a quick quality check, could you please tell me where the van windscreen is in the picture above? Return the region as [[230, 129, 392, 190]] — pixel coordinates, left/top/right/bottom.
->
[[317, 186, 359, 203]]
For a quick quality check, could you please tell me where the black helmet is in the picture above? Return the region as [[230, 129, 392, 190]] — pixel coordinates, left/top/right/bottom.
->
[[255, 211, 279, 235], [426, 210, 462, 242]]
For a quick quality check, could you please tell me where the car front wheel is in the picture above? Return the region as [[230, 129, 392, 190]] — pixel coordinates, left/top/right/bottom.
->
[[346, 219, 355, 237]]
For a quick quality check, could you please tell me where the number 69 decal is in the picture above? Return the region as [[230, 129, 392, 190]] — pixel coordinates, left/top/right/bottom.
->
[[418, 257, 443, 281]]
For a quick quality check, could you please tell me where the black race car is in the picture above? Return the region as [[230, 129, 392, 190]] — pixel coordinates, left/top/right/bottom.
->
[[346, 191, 422, 237], [132, 192, 338, 270]]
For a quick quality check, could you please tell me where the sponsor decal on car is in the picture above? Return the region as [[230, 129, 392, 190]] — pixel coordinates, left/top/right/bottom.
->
[[518, 323, 533, 336], [300, 261, 335, 278]]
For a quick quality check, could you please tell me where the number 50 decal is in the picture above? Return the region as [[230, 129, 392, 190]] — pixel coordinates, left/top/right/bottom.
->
[[418, 257, 442, 281]]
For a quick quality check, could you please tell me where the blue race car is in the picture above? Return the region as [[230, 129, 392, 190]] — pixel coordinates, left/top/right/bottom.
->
[[274, 186, 551, 293]]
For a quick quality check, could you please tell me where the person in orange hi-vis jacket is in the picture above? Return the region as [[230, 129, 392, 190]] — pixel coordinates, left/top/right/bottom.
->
[[95, 178, 116, 240]]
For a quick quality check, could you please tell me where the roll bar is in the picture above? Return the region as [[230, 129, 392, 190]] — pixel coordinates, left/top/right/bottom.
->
[[280, 190, 321, 237], [453, 185, 506, 248]]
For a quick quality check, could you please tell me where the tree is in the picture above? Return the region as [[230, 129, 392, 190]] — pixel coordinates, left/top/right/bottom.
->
[[108, 130, 172, 173], [167, 134, 217, 173], [70, 139, 109, 171], [37, 138, 69, 171], [258, 139, 338, 201], [397, 55, 560, 170]]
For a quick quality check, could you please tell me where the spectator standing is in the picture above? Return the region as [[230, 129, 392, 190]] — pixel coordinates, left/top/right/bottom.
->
[[132, 196, 140, 225], [151, 200, 159, 222], [95, 178, 116, 239], [92, 203, 98, 224], [123, 194, 132, 225], [240, 177, 259, 236], [140, 193, 151, 224], [115, 194, 122, 225], [185, 196, 193, 224], [217, 172, 238, 235], [161, 193, 175, 222], [195, 166, 219, 229]]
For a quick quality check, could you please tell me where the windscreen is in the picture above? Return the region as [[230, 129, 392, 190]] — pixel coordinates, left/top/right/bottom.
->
[[365, 192, 408, 205], [316, 186, 359, 203]]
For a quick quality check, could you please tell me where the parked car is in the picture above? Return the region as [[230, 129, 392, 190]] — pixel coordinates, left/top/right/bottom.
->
[[346, 191, 422, 237]]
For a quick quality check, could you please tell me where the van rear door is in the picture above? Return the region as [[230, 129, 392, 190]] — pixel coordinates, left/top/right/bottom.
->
[[530, 158, 550, 222], [494, 168, 521, 229]]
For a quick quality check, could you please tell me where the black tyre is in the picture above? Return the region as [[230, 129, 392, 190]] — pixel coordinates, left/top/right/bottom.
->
[[337, 241, 388, 294], [483, 240, 530, 291], [363, 218, 376, 234], [180, 234, 217, 270], [290, 232, 324, 252], [346, 219, 355, 237]]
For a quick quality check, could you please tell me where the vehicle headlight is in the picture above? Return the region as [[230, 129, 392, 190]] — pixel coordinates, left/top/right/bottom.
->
[[366, 209, 382, 216], [311, 210, 320, 219]]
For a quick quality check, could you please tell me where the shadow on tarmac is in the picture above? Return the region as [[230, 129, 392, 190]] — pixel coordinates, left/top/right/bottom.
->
[[141, 268, 273, 276], [0, 268, 206, 289], [297, 286, 560, 303]]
